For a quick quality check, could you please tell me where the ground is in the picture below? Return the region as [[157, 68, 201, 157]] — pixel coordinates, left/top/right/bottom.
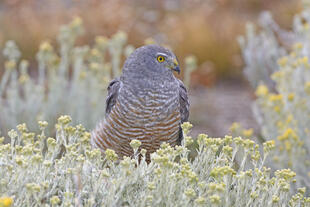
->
[[190, 80, 259, 138]]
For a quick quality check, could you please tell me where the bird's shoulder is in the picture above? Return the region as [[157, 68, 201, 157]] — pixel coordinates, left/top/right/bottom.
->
[[177, 79, 189, 123], [105, 78, 121, 115]]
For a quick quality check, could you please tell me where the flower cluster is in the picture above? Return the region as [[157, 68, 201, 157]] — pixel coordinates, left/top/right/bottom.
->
[[1, 118, 309, 206], [238, 0, 310, 191]]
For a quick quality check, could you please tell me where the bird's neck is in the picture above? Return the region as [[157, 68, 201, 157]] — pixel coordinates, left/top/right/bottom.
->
[[121, 71, 176, 87]]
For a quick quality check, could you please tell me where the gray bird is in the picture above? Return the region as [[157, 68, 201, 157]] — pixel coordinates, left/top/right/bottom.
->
[[91, 45, 189, 161]]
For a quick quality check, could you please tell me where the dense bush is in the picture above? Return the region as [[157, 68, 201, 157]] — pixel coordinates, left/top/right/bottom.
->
[[238, 0, 310, 191], [0, 17, 118, 136], [1, 117, 309, 206]]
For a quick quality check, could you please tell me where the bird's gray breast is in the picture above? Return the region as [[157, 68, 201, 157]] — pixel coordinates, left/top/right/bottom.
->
[[119, 80, 179, 126], [115, 79, 181, 148]]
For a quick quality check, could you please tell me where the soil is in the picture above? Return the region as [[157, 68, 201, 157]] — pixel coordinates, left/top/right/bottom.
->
[[189, 80, 259, 138]]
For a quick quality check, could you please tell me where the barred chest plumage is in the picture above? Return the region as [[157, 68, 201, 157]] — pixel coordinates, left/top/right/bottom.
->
[[92, 81, 181, 159]]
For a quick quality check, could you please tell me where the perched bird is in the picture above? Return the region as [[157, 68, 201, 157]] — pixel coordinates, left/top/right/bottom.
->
[[91, 45, 189, 161]]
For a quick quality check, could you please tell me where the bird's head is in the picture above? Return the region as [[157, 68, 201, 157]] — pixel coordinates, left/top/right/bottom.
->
[[122, 45, 181, 81], [155, 50, 180, 74]]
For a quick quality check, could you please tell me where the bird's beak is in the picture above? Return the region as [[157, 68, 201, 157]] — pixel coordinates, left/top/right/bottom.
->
[[170, 58, 180, 74]]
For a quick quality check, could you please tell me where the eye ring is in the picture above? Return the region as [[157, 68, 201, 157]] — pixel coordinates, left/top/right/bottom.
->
[[157, 55, 165, 63]]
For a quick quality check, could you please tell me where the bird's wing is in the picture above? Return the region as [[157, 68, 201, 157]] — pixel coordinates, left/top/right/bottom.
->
[[105, 78, 121, 115], [177, 79, 189, 144], [178, 79, 189, 123]]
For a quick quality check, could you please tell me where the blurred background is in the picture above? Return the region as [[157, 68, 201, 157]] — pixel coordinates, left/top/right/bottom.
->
[[0, 0, 301, 137]]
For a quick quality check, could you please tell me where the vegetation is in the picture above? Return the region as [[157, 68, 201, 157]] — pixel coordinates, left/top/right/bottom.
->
[[1, 118, 309, 206], [2, 1, 310, 206], [237, 0, 310, 192], [0, 18, 197, 137]]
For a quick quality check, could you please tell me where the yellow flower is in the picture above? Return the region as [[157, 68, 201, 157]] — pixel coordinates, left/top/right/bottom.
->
[[50, 196, 60, 205], [243, 139, 255, 149], [57, 115, 72, 125], [146, 195, 153, 203], [70, 16, 83, 28], [209, 195, 220, 204], [286, 114, 294, 124], [105, 149, 118, 161], [184, 136, 193, 147], [184, 188, 196, 198], [90, 63, 100, 72], [113, 31, 127, 44], [195, 196, 206, 205], [38, 121, 48, 130], [284, 141, 292, 152], [272, 195, 280, 203], [250, 191, 258, 199], [255, 85, 269, 97], [298, 56, 308, 65], [293, 42, 303, 50], [230, 122, 241, 133], [275, 169, 296, 181], [95, 36, 108, 49], [268, 94, 283, 103], [273, 106, 281, 113], [130, 139, 141, 150], [223, 145, 233, 157], [90, 49, 101, 58], [208, 182, 226, 193], [0, 137, 4, 144], [276, 121, 283, 129], [4, 60, 16, 70], [18, 75, 29, 84], [263, 140, 275, 153], [277, 56, 288, 67], [242, 128, 253, 138], [298, 187, 306, 195], [181, 122, 193, 135], [290, 51, 297, 58], [277, 128, 298, 141], [271, 71, 284, 81], [79, 71, 87, 80], [197, 133, 208, 146], [39, 41, 53, 52], [305, 82, 310, 94], [287, 93, 295, 102], [210, 166, 236, 178], [0, 197, 13, 207]]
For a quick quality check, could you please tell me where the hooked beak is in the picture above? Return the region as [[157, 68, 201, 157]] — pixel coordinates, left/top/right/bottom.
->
[[171, 58, 180, 74]]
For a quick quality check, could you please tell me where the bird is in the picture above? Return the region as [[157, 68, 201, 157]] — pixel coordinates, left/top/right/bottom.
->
[[91, 44, 189, 161]]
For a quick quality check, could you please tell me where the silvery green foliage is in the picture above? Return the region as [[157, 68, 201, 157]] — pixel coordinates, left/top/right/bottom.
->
[[0, 18, 197, 138], [0, 18, 135, 136], [239, 1, 310, 89], [238, 0, 310, 192], [252, 44, 310, 190], [1, 118, 309, 206], [238, 12, 287, 89]]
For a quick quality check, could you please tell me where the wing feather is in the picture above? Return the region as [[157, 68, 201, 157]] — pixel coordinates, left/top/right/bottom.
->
[[178, 79, 189, 123], [105, 78, 121, 115], [177, 79, 189, 144]]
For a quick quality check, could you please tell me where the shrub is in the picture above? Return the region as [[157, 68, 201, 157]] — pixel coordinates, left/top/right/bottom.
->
[[0, 18, 197, 137], [238, 0, 310, 190], [1, 117, 309, 206], [238, 12, 287, 89]]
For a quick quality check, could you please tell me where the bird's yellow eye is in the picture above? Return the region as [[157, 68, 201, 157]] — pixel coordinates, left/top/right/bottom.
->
[[157, 55, 165, 62]]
